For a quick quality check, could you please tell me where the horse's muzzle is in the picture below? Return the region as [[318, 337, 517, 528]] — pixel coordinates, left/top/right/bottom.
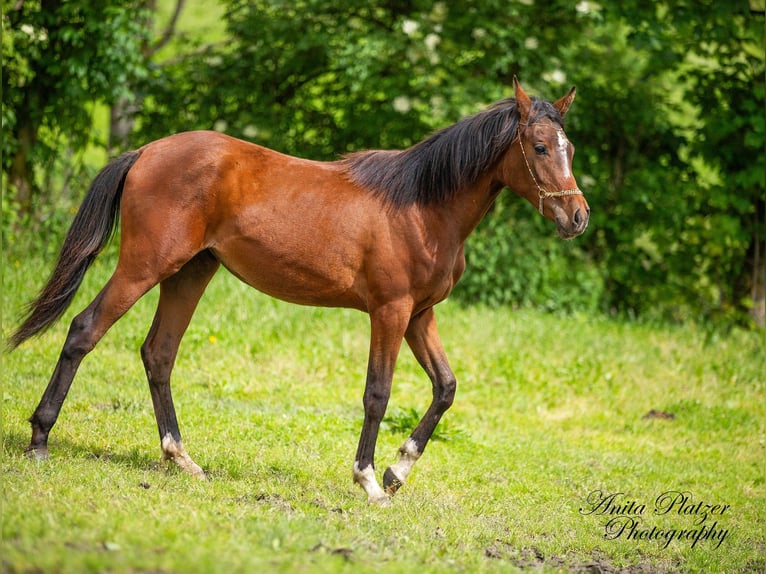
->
[[556, 206, 590, 239]]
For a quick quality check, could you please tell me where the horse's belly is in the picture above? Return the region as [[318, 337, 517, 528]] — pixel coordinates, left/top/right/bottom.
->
[[210, 235, 368, 310]]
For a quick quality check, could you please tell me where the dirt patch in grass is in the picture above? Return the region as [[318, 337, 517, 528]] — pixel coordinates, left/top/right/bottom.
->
[[484, 544, 681, 573]]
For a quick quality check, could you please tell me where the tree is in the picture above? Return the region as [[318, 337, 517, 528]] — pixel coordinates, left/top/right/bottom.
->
[[2, 0, 150, 214], [108, 0, 187, 153], [576, 0, 765, 325], [675, 3, 765, 326], [135, 0, 583, 158]]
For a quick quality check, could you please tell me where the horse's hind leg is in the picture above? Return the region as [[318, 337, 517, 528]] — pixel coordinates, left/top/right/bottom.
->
[[383, 307, 456, 496], [140, 251, 219, 478], [27, 271, 157, 458]]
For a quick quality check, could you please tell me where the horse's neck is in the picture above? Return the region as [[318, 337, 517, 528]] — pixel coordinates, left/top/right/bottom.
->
[[430, 176, 504, 243]]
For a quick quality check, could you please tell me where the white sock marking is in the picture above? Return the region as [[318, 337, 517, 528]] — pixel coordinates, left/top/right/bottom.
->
[[161, 433, 206, 479], [353, 462, 389, 504], [388, 438, 421, 483]]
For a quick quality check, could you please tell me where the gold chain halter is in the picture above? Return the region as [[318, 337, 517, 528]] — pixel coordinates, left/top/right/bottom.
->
[[517, 126, 583, 215]]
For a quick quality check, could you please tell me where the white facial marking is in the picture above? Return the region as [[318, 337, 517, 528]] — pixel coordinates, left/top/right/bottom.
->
[[556, 129, 571, 180], [387, 438, 421, 483], [353, 462, 389, 504]]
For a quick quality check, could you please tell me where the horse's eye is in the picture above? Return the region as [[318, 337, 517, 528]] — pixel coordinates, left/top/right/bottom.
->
[[534, 145, 547, 155]]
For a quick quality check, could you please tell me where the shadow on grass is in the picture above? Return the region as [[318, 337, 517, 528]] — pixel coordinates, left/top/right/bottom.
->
[[3, 430, 164, 474]]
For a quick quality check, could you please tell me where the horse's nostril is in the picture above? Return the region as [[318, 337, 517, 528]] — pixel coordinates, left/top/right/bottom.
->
[[573, 208, 582, 226]]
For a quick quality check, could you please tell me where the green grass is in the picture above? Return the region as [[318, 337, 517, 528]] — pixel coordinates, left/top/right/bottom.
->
[[2, 252, 764, 573]]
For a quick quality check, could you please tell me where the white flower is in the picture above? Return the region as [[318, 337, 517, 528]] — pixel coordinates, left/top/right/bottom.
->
[[213, 120, 228, 133], [550, 69, 566, 84], [580, 174, 596, 189], [524, 37, 539, 50], [393, 96, 412, 114], [20, 24, 47, 41], [402, 19, 419, 36], [424, 33, 440, 52], [472, 28, 487, 40], [543, 69, 567, 85], [242, 125, 258, 139]]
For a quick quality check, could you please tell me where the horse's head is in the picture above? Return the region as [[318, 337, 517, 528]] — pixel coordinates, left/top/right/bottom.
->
[[501, 78, 590, 239]]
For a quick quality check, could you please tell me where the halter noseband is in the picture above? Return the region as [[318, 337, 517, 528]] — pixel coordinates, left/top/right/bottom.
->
[[517, 125, 583, 215]]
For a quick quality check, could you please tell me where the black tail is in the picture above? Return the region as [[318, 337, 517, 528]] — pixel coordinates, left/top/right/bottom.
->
[[8, 151, 141, 349]]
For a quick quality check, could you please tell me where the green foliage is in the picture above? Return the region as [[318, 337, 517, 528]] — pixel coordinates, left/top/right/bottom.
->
[[1, 0, 151, 205], [136, 0, 581, 157], [559, 4, 765, 324], [0, 193, 80, 259], [382, 407, 467, 442], [132, 0, 766, 325], [453, 196, 605, 313]]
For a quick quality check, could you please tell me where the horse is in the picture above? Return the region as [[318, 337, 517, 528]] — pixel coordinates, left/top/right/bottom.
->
[[9, 79, 589, 504]]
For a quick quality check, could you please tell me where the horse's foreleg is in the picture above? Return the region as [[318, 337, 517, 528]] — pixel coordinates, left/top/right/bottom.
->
[[140, 251, 219, 479], [27, 273, 154, 459], [383, 307, 456, 496], [353, 302, 410, 504]]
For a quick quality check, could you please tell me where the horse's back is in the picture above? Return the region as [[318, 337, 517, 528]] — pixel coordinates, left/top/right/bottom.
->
[[129, 130, 358, 207]]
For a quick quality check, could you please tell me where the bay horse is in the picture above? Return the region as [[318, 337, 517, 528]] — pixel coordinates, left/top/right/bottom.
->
[[9, 79, 589, 504]]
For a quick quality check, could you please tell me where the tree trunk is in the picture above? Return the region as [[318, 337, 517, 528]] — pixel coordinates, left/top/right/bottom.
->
[[8, 121, 37, 213], [748, 201, 765, 327], [107, 0, 186, 154], [108, 96, 140, 154]]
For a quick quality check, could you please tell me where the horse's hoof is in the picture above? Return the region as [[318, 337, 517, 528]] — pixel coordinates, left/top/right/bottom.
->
[[189, 466, 207, 480], [368, 494, 392, 507], [383, 467, 403, 496], [24, 446, 49, 461], [167, 456, 207, 480]]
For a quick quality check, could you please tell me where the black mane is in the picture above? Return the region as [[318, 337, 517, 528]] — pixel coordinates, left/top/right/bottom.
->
[[342, 97, 564, 207]]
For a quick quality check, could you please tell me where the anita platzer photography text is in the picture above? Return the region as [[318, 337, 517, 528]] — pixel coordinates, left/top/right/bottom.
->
[[581, 490, 731, 550]]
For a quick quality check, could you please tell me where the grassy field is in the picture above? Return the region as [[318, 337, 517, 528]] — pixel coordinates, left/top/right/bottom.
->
[[2, 251, 764, 573]]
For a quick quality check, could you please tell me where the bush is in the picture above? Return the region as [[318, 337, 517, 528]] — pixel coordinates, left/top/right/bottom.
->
[[453, 195, 605, 314]]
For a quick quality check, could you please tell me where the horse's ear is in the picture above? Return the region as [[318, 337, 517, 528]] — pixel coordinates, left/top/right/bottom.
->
[[553, 86, 576, 118], [513, 76, 531, 125]]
